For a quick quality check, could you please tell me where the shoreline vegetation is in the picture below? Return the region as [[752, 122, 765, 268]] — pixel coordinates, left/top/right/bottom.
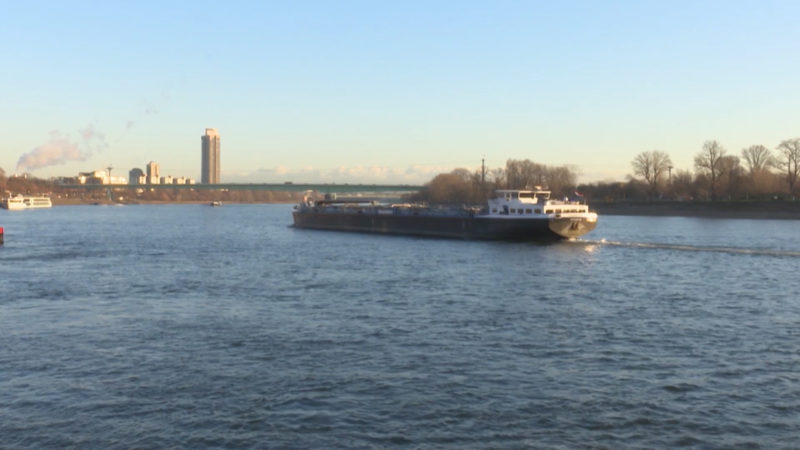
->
[[48, 190, 304, 206], [43, 197, 800, 220], [29, 186, 796, 221], [3, 154, 800, 219]]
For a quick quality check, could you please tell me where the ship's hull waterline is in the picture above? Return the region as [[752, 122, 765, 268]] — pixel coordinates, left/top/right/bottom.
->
[[292, 211, 597, 240]]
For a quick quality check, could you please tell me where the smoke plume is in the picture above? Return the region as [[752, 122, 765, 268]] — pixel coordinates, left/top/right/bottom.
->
[[79, 124, 109, 153], [15, 125, 108, 172]]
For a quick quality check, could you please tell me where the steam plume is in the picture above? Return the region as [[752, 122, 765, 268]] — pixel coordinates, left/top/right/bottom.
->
[[15, 125, 108, 172], [79, 124, 109, 153]]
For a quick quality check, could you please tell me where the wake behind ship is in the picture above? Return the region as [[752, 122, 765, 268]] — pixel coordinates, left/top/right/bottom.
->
[[292, 188, 598, 240]]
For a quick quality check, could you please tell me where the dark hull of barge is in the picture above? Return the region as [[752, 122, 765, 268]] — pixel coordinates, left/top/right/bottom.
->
[[292, 211, 596, 240]]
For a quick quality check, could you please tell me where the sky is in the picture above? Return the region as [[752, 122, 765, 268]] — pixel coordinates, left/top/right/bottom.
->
[[2, 0, 799, 184]]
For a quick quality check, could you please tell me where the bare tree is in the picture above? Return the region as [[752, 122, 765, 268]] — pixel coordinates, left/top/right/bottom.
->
[[0, 167, 6, 194], [717, 155, 744, 199], [631, 150, 672, 198], [504, 159, 577, 196], [545, 165, 578, 197], [740, 145, 774, 197], [449, 168, 474, 184], [505, 159, 545, 189], [670, 169, 695, 200], [489, 168, 505, 189], [421, 169, 485, 204], [694, 140, 726, 199], [741, 145, 773, 174], [777, 138, 800, 196]]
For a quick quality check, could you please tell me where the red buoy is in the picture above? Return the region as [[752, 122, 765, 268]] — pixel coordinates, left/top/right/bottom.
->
[[0, 226, 4, 245]]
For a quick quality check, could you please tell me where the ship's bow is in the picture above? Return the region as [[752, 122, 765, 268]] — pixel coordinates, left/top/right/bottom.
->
[[548, 213, 598, 239]]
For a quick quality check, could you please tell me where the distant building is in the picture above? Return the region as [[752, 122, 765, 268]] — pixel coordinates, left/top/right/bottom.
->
[[77, 170, 126, 185], [77, 172, 98, 185], [52, 176, 78, 185], [129, 168, 144, 185], [201, 128, 220, 184], [130, 163, 194, 185], [146, 161, 160, 184]]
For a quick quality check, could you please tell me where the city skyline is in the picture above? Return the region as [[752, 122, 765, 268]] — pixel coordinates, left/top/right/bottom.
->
[[3, 1, 800, 185]]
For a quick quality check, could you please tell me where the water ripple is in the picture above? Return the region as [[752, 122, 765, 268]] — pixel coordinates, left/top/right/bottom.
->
[[2, 206, 800, 448], [578, 238, 800, 257]]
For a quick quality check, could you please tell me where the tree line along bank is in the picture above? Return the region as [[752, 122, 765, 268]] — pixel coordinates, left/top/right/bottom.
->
[[3, 137, 799, 206]]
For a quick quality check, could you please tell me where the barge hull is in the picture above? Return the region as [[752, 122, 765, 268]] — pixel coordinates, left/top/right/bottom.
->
[[292, 211, 595, 240]]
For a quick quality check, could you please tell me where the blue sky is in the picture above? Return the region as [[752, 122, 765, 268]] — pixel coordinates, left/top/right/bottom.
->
[[2, 0, 799, 184]]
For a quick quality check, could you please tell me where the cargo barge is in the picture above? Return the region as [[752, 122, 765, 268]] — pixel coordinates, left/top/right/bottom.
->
[[292, 188, 598, 240]]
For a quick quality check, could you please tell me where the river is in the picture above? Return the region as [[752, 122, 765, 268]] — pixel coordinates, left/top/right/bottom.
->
[[1, 204, 798, 448]]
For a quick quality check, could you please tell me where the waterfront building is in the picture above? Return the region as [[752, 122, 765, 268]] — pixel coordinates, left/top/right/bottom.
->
[[201, 128, 220, 184], [77, 170, 126, 185], [129, 168, 144, 185], [53, 176, 79, 185], [76, 172, 101, 184], [146, 161, 160, 184]]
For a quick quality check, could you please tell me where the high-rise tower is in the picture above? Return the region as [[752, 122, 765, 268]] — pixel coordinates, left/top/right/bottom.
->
[[146, 161, 160, 184], [201, 128, 220, 184]]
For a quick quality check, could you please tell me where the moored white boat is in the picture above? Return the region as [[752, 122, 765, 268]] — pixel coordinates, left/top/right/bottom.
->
[[1, 194, 53, 210]]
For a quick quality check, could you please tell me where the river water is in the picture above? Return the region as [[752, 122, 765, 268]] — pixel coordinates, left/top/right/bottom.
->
[[1, 204, 798, 448]]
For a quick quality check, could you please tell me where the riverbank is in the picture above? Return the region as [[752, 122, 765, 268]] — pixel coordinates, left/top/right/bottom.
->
[[48, 189, 305, 206], [592, 200, 800, 220], [46, 197, 800, 220], [50, 198, 297, 206]]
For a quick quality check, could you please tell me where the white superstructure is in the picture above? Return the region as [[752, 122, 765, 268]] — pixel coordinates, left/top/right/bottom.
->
[[486, 188, 598, 238], [1, 195, 53, 210], [488, 188, 596, 218]]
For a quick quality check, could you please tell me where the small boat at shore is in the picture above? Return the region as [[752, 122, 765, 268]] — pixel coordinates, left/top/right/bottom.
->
[[210, 201, 222, 207], [292, 188, 598, 240], [1, 194, 53, 210]]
